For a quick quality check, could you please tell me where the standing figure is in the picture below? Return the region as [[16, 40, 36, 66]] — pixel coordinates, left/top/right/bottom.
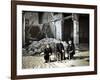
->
[[44, 44, 52, 63], [67, 40, 75, 60], [56, 40, 65, 61]]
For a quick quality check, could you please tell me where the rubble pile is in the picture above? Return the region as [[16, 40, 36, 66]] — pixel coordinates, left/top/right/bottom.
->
[[23, 38, 68, 56]]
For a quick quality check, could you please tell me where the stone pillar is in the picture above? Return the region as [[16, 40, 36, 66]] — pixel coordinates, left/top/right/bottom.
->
[[54, 14, 63, 40], [72, 14, 79, 50], [49, 13, 56, 39]]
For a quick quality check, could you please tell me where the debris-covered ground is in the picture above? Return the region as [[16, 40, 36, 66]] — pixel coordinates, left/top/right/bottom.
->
[[23, 38, 67, 56], [22, 51, 89, 69], [22, 38, 89, 69]]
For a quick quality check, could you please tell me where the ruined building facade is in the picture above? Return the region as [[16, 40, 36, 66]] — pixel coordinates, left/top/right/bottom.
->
[[22, 12, 89, 50]]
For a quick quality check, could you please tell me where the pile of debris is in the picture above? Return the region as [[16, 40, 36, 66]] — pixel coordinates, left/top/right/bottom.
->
[[23, 38, 68, 56]]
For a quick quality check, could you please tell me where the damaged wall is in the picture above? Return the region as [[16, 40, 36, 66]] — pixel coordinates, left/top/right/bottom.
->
[[22, 12, 63, 47]]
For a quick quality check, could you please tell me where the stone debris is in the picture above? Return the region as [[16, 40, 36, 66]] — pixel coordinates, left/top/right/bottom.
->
[[23, 38, 68, 56]]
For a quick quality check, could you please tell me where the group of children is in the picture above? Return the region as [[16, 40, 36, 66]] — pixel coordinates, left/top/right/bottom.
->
[[44, 39, 75, 63]]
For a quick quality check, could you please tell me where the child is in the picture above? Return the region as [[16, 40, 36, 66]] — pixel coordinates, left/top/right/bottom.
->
[[44, 44, 52, 63], [67, 39, 75, 60]]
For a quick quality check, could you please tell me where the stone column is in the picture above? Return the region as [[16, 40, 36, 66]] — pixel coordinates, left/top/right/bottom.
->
[[54, 14, 63, 40], [72, 14, 79, 50], [49, 13, 56, 39]]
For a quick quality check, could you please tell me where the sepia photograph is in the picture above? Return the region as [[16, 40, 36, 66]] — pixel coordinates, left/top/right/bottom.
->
[[22, 11, 89, 69]]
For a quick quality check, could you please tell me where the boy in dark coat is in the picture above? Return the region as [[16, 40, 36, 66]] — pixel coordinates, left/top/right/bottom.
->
[[56, 40, 65, 61], [67, 40, 75, 60], [44, 44, 52, 63]]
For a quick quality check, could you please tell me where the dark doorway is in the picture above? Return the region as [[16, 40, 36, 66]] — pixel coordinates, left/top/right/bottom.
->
[[62, 17, 73, 42]]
